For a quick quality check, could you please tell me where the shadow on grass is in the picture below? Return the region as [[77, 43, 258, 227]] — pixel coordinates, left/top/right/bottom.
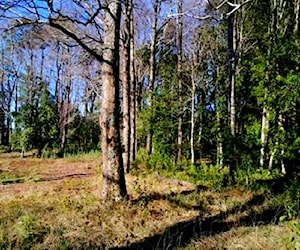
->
[[35, 173, 92, 182], [113, 191, 285, 250], [130, 185, 208, 210], [253, 176, 293, 194], [0, 173, 92, 185]]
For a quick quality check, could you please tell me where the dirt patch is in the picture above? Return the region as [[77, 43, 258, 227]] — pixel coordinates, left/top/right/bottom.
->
[[0, 155, 99, 201]]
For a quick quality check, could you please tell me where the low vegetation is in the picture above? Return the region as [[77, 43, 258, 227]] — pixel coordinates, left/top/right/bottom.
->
[[0, 152, 299, 249]]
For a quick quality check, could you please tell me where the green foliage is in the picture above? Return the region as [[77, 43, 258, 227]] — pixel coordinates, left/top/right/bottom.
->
[[148, 151, 174, 171], [288, 220, 300, 249], [0, 172, 24, 184], [10, 85, 99, 157], [16, 214, 49, 249], [11, 85, 59, 156], [64, 113, 100, 155]]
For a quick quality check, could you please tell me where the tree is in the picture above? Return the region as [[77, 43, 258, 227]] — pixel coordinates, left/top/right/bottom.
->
[[99, 1, 127, 200], [0, 0, 128, 201], [176, 0, 183, 161]]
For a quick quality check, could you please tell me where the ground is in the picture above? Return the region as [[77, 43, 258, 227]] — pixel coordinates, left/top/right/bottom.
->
[[0, 152, 298, 249]]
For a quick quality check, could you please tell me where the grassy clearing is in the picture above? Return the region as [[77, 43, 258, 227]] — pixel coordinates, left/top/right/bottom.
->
[[0, 153, 299, 249]]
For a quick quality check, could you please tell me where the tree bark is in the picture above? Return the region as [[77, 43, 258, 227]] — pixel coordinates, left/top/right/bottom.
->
[[228, 1, 237, 180], [129, 2, 136, 164], [295, 0, 300, 34], [147, 0, 160, 156], [216, 67, 223, 168], [190, 68, 195, 165], [0, 46, 5, 145], [177, 0, 183, 161], [260, 100, 269, 168], [100, 1, 127, 201], [122, 0, 132, 173]]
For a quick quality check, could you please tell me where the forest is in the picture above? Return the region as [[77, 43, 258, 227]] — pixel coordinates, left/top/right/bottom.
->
[[0, 0, 299, 249]]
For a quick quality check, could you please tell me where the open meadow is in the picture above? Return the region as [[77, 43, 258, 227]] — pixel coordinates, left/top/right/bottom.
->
[[0, 152, 299, 249]]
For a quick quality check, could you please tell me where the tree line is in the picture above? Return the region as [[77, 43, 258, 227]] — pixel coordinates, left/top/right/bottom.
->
[[0, 0, 299, 201]]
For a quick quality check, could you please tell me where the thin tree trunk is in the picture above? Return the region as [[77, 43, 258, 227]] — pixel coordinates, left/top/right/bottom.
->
[[60, 47, 72, 156], [295, 0, 300, 34], [190, 70, 195, 165], [216, 67, 223, 168], [228, 1, 237, 180], [278, 113, 286, 174], [129, 2, 136, 164], [260, 101, 269, 168], [147, 0, 160, 156], [177, 0, 183, 161], [122, 0, 131, 173], [54, 43, 61, 105], [0, 46, 5, 145], [0, 82, 5, 145], [100, 0, 127, 201], [263, 0, 277, 169]]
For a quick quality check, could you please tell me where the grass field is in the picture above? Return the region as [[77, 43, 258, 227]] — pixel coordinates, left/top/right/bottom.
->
[[0, 152, 299, 249]]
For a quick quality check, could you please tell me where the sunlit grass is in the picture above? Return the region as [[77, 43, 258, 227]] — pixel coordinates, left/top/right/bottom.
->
[[0, 152, 299, 249]]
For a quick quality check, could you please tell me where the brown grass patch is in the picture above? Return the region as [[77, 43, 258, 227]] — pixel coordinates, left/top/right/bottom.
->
[[0, 153, 296, 249]]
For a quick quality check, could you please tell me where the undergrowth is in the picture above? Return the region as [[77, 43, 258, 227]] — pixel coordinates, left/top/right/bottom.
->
[[0, 151, 299, 249]]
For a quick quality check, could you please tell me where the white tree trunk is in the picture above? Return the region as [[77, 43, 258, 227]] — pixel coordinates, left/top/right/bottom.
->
[[260, 102, 269, 168]]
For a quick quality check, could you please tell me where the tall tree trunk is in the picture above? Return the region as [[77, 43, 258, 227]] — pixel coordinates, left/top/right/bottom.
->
[[190, 69, 195, 165], [262, 0, 278, 169], [122, 0, 132, 173], [100, 1, 127, 201], [129, 3, 136, 164], [177, 0, 183, 161], [60, 46, 72, 156], [295, 0, 300, 34], [216, 67, 223, 168], [0, 46, 5, 145], [0, 82, 5, 145], [147, 0, 160, 156], [228, 1, 237, 180], [54, 43, 61, 105]]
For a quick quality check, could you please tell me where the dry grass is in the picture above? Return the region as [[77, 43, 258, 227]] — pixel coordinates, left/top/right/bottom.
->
[[183, 225, 293, 250], [0, 152, 297, 249]]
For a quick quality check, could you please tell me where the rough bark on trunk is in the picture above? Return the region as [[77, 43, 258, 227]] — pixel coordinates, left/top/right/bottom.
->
[[129, 3, 136, 164], [147, 0, 159, 156], [100, 1, 127, 201], [122, 0, 131, 173], [177, 0, 183, 161], [228, 1, 237, 180], [60, 47, 72, 156]]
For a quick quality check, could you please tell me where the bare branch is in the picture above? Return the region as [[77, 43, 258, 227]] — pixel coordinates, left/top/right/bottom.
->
[[227, 0, 252, 16]]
